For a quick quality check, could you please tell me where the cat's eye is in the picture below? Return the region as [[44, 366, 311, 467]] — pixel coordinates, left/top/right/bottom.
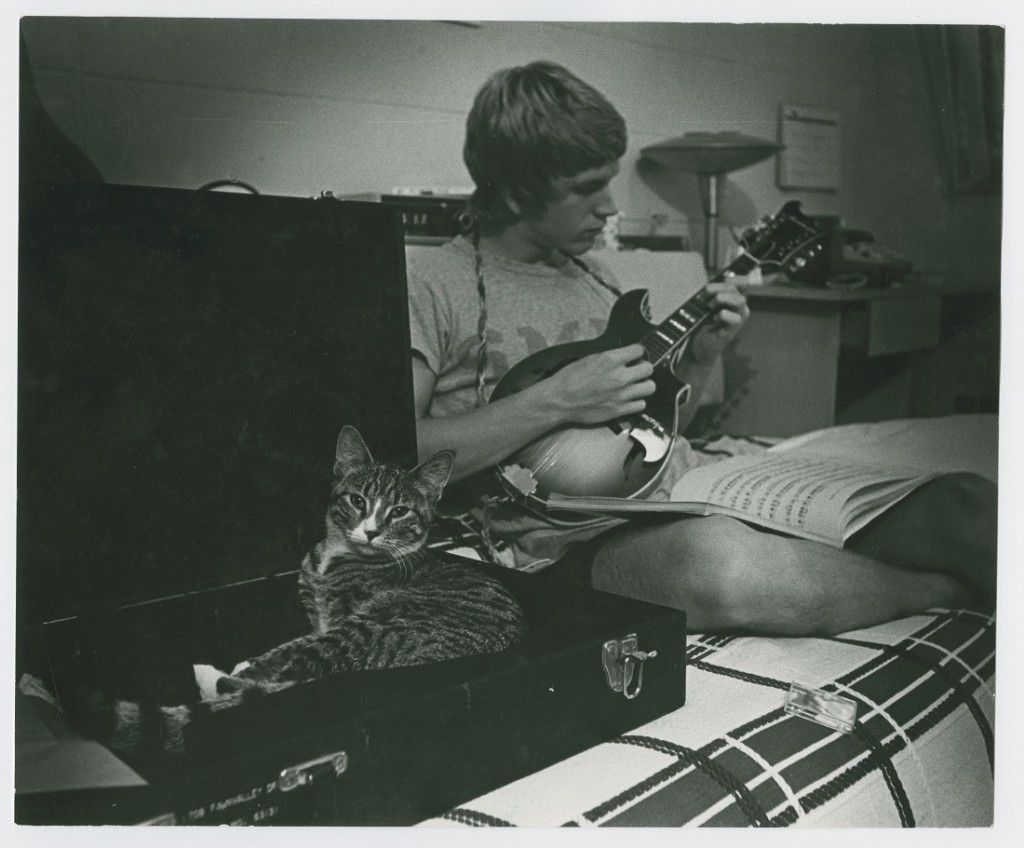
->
[[346, 493, 366, 513], [388, 505, 410, 520]]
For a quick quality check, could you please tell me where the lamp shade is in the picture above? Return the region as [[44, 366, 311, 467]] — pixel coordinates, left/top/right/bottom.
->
[[641, 132, 782, 175]]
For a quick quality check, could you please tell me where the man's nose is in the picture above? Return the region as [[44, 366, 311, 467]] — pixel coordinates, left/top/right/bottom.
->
[[594, 187, 618, 219]]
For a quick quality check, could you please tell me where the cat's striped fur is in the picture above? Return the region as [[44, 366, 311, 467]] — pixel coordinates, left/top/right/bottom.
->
[[56, 426, 526, 759]]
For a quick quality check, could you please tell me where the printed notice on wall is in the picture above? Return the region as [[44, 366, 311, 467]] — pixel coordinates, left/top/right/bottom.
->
[[778, 104, 840, 191]]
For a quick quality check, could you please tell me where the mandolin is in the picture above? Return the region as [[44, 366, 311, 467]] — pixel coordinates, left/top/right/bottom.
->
[[491, 200, 826, 514]]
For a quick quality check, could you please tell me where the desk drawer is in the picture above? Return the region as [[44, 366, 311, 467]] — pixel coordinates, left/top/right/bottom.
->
[[841, 294, 941, 356]]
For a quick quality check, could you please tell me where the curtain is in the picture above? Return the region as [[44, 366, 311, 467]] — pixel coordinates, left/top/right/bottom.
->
[[919, 25, 1004, 194]]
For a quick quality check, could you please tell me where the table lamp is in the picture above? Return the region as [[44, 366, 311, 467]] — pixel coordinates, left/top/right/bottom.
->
[[641, 132, 783, 271]]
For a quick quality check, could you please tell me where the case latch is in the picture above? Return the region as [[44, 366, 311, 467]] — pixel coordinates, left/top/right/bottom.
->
[[602, 633, 658, 700], [278, 750, 349, 793]]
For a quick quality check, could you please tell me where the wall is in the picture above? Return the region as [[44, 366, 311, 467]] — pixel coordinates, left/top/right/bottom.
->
[[21, 17, 1001, 288]]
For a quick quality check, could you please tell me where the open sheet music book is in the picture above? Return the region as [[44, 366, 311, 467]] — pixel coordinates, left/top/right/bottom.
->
[[546, 417, 997, 547], [546, 451, 935, 548], [544, 415, 1001, 548]]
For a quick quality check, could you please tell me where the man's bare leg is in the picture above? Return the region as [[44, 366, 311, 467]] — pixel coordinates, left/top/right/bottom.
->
[[845, 472, 996, 601], [590, 513, 968, 636]]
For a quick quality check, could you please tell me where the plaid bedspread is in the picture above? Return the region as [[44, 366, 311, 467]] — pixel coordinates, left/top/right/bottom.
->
[[417, 609, 994, 828], [422, 434, 996, 828]]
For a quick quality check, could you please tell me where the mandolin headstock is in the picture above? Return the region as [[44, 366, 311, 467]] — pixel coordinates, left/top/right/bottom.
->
[[716, 201, 827, 281]]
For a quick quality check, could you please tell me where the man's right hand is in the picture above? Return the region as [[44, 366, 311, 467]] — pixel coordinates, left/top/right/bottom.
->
[[544, 343, 655, 426], [412, 345, 656, 483]]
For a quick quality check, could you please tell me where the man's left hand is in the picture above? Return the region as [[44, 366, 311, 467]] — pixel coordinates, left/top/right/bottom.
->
[[685, 282, 750, 365]]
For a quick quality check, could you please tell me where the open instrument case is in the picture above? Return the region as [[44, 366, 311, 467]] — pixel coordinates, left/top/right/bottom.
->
[[15, 183, 687, 825]]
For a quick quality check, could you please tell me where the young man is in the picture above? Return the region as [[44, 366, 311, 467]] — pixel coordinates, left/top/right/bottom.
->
[[406, 61, 996, 635]]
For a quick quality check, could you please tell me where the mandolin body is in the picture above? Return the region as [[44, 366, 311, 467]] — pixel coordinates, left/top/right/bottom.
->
[[489, 289, 688, 501]]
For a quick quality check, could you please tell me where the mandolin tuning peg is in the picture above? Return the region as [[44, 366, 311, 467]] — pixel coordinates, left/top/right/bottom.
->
[[743, 220, 768, 241]]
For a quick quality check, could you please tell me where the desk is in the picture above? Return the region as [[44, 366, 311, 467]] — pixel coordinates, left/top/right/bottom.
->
[[716, 284, 949, 437]]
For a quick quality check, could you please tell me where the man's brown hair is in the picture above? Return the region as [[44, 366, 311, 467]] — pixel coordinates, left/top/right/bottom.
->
[[463, 61, 627, 227]]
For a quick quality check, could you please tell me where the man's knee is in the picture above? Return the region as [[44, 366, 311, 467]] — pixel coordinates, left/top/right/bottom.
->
[[590, 515, 741, 607], [592, 515, 828, 633], [678, 522, 835, 633], [670, 517, 770, 613]]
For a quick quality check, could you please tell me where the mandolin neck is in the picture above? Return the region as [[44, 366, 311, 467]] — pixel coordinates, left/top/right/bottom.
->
[[639, 252, 756, 365], [710, 250, 760, 282]]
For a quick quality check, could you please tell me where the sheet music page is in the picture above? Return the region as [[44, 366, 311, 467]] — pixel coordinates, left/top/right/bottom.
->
[[770, 415, 998, 483], [671, 453, 918, 540]]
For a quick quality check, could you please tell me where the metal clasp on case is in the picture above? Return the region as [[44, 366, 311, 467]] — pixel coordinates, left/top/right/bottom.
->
[[278, 750, 349, 793], [602, 633, 658, 700]]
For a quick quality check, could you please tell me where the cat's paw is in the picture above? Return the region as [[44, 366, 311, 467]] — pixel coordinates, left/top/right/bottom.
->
[[193, 664, 229, 701], [231, 660, 252, 676]]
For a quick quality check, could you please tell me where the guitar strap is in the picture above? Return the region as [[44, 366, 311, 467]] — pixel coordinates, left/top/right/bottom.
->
[[566, 255, 623, 299], [471, 231, 490, 408]]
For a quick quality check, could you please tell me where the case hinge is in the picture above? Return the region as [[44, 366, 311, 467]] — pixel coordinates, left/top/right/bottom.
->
[[278, 750, 349, 793], [602, 633, 658, 700]]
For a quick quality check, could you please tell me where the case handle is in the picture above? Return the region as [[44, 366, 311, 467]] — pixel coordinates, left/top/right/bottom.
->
[[278, 750, 349, 793]]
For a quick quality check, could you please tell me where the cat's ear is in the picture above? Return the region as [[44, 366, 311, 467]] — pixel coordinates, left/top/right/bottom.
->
[[412, 450, 455, 500], [334, 426, 374, 477]]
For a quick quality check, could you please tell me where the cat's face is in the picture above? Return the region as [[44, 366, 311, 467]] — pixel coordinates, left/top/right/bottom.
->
[[327, 426, 453, 562]]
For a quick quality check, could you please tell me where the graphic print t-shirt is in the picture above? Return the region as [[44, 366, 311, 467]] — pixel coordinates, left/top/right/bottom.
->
[[406, 236, 696, 570], [407, 235, 619, 416]]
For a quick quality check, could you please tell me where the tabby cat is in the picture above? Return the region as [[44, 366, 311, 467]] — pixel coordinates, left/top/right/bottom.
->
[[56, 426, 526, 758]]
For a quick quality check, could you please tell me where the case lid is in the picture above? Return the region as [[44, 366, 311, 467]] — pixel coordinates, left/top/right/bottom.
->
[[18, 183, 416, 625]]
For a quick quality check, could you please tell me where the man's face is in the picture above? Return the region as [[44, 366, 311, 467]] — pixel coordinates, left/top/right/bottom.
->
[[520, 160, 620, 257]]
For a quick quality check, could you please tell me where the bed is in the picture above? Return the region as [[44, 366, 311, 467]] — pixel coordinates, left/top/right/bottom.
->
[[420, 421, 997, 828]]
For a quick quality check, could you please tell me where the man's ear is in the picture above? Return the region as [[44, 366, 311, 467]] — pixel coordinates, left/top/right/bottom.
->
[[500, 190, 522, 217]]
